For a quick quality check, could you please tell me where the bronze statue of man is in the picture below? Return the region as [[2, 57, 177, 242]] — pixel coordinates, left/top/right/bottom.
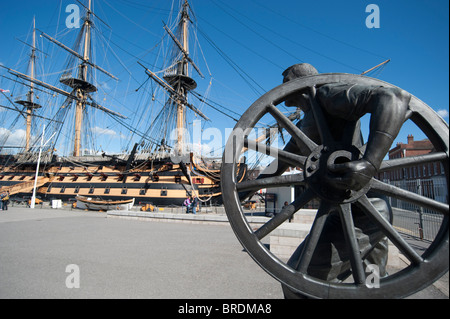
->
[[277, 63, 410, 298]]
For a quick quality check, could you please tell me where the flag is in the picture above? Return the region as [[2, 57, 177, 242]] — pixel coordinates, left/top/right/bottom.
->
[[0, 88, 10, 93]]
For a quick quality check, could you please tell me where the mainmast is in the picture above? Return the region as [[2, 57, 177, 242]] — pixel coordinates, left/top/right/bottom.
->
[[175, 0, 191, 155], [73, 0, 94, 157], [55, 0, 116, 157]]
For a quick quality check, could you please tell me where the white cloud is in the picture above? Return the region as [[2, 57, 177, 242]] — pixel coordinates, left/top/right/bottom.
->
[[92, 126, 117, 137], [0, 127, 26, 146], [437, 109, 449, 119], [191, 142, 213, 156], [100, 82, 111, 90]]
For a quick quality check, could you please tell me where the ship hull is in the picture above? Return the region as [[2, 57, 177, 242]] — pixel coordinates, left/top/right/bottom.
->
[[76, 195, 135, 211], [1, 157, 224, 208]]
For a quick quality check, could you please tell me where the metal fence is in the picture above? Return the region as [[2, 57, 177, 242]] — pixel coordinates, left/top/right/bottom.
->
[[387, 177, 448, 241]]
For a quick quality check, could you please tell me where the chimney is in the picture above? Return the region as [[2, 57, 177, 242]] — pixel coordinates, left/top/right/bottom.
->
[[407, 135, 414, 145]]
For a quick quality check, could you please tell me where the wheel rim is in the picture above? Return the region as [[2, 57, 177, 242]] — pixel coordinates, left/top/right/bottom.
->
[[221, 74, 449, 299]]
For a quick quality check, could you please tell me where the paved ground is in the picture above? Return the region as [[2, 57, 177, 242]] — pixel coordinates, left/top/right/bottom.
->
[[0, 207, 282, 299], [0, 206, 448, 299]]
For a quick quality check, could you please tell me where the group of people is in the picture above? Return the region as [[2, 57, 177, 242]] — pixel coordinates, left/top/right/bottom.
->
[[0, 191, 10, 210], [183, 195, 199, 214]]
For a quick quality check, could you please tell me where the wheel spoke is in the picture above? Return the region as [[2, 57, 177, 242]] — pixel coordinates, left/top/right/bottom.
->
[[244, 138, 307, 168], [236, 174, 305, 192], [338, 203, 366, 284], [255, 188, 315, 240], [379, 152, 448, 173], [267, 103, 317, 153], [370, 179, 449, 215], [222, 73, 450, 299], [307, 86, 335, 145], [296, 201, 331, 273], [356, 196, 423, 265]]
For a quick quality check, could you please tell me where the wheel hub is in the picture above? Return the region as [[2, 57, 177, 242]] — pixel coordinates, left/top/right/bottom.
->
[[304, 145, 371, 204]]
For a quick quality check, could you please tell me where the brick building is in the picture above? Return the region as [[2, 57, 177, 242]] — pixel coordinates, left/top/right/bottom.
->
[[379, 135, 446, 181]]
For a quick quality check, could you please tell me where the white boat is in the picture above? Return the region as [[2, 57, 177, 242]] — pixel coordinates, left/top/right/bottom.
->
[[76, 195, 135, 211]]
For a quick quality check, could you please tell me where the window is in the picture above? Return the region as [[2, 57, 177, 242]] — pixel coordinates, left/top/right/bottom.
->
[[89, 187, 95, 194], [74, 186, 80, 194], [60, 186, 66, 193], [161, 188, 167, 196], [193, 178, 204, 184], [121, 187, 128, 195], [139, 188, 147, 196], [104, 186, 111, 194]]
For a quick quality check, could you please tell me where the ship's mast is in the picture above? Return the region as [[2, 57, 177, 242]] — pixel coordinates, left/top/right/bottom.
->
[[1, 0, 123, 158], [74, 0, 92, 157], [27, 18, 37, 151], [15, 17, 42, 152], [175, 0, 191, 155], [137, 0, 209, 156]]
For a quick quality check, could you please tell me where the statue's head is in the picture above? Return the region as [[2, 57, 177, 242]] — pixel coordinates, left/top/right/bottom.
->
[[282, 63, 319, 108], [282, 63, 319, 83]]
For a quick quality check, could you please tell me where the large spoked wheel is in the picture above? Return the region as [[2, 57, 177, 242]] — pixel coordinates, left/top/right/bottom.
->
[[221, 74, 449, 299]]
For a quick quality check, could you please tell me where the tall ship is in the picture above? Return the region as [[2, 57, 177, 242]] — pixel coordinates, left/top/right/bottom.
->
[[0, 1, 410, 211], [0, 0, 245, 208]]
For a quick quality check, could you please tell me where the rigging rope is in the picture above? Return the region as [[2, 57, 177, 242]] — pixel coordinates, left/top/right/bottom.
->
[[211, 0, 363, 74], [196, 27, 265, 97]]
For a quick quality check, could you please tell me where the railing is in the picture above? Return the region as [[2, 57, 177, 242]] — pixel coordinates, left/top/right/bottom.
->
[[387, 177, 448, 241]]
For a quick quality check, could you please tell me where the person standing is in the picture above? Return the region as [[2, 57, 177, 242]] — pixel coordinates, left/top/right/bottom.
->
[[191, 196, 199, 215], [183, 196, 192, 214], [0, 191, 9, 210], [3, 191, 9, 210]]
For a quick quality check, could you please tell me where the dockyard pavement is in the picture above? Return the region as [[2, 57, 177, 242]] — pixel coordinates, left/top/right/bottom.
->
[[0, 205, 447, 299]]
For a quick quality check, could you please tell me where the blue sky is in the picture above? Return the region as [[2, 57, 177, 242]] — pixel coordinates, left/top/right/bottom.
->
[[0, 0, 448, 155]]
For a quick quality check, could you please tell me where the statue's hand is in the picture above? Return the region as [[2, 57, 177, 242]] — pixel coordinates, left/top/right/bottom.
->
[[327, 159, 376, 191]]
